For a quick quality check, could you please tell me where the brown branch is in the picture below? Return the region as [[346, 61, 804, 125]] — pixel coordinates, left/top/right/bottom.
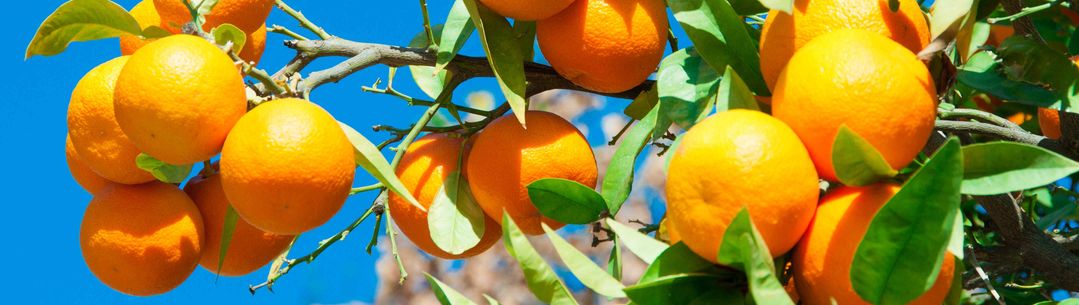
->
[[975, 194, 1079, 290]]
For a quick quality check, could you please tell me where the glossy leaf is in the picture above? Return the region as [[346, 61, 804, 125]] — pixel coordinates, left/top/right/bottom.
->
[[605, 218, 668, 263], [409, 26, 455, 99], [338, 122, 423, 211], [215, 205, 240, 275], [26, 0, 143, 58], [852, 138, 963, 305], [668, 0, 769, 96], [543, 224, 626, 298], [656, 47, 721, 131], [502, 213, 578, 305], [601, 104, 660, 214], [429, 171, 486, 255], [998, 36, 1079, 105], [758, 0, 792, 14], [434, 0, 475, 73], [426, 273, 480, 305], [957, 51, 1056, 107], [716, 66, 759, 112], [462, 0, 528, 126], [608, 236, 623, 280], [927, 0, 975, 39], [832, 126, 898, 186], [528, 178, 607, 224], [624, 85, 659, 120], [211, 23, 246, 54], [512, 21, 536, 61], [716, 208, 794, 305], [639, 242, 719, 283], [134, 153, 192, 184], [483, 295, 501, 305], [623, 273, 728, 305], [961, 142, 1079, 195], [728, 0, 767, 15]]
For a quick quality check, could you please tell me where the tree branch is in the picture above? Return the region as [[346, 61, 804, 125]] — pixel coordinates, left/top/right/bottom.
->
[[1000, 0, 1047, 43], [975, 194, 1079, 290]]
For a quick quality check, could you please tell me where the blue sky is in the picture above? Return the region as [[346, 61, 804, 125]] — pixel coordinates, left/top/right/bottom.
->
[[3, 1, 664, 304]]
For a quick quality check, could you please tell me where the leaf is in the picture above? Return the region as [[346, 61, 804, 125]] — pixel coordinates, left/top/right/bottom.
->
[[607, 236, 623, 280], [211, 23, 246, 54], [409, 25, 456, 99], [961, 142, 1079, 195], [425, 273, 480, 305], [943, 255, 965, 305], [623, 273, 728, 305], [135, 153, 192, 184], [851, 138, 963, 305], [527, 178, 607, 224], [462, 0, 528, 126], [483, 295, 501, 305], [656, 47, 722, 131], [689, 288, 746, 305], [888, 0, 900, 11], [728, 0, 767, 15], [624, 85, 659, 120], [141, 25, 172, 39], [998, 36, 1079, 105], [639, 242, 720, 283], [715, 66, 759, 112], [434, 0, 475, 73], [26, 0, 143, 58], [668, 0, 769, 96], [501, 213, 579, 305], [947, 209, 965, 260], [543, 224, 626, 298], [832, 126, 898, 186], [957, 51, 1057, 107], [757, 0, 792, 14], [601, 105, 660, 214], [605, 218, 668, 263], [428, 171, 486, 255], [716, 208, 795, 305], [216, 204, 240, 274], [338, 122, 424, 211], [512, 21, 536, 61], [927, 0, 975, 39]]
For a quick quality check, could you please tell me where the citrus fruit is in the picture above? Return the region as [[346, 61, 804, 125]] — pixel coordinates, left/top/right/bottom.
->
[[119, 0, 162, 54], [154, 0, 274, 34], [465, 110, 598, 235], [1039, 107, 1062, 139], [759, 0, 930, 90], [536, 0, 668, 93], [478, 0, 574, 21], [666, 109, 819, 262], [66, 135, 110, 195], [793, 183, 955, 305], [114, 34, 247, 165], [237, 24, 268, 65], [80, 182, 204, 296], [185, 173, 295, 276], [772, 29, 937, 181], [220, 98, 356, 235], [66, 56, 155, 185], [390, 133, 501, 259]]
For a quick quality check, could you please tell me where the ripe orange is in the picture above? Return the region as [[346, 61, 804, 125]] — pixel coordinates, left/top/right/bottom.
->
[[390, 133, 502, 259], [793, 183, 955, 305], [536, 0, 668, 93], [237, 24, 268, 65], [478, 0, 574, 21], [80, 182, 204, 296], [220, 98, 356, 235], [759, 0, 930, 90], [67, 56, 155, 185], [119, 0, 162, 54], [185, 173, 295, 276], [465, 111, 598, 235], [660, 217, 681, 245], [1039, 108, 1062, 139], [154, 0, 274, 34], [666, 109, 819, 262], [114, 35, 247, 165], [66, 135, 110, 195], [772, 29, 937, 181]]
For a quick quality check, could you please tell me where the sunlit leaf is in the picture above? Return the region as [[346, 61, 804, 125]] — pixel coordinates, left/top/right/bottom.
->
[[462, 0, 528, 126], [716, 208, 794, 305], [602, 104, 660, 214], [656, 47, 721, 132], [338, 122, 423, 211], [428, 171, 486, 255], [502, 213, 579, 305], [434, 0, 475, 73], [211, 23, 246, 54], [961, 142, 1079, 195], [639, 242, 721, 283], [425, 273, 480, 305], [543, 224, 626, 298], [216, 205, 240, 274], [528, 178, 607, 224], [668, 0, 769, 96], [715, 66, 759, 112], [605, 218, 668, 263], [927, 0, 975, 39], [26, 0, 143, 58], [832, 126, 898, 186], [134, 153, 192, 184], [957, 51, 1056, 107]]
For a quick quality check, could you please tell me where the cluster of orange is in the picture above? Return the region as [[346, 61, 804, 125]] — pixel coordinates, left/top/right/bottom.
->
[[67, 0, 361, 296], [664, 0, 954, 304]]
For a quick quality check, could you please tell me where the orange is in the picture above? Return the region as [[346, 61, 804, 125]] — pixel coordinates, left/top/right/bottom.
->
[[67, 56, 155, 185], [759, 0, 930, 90], [478, 0, 574, 21], [66, 135, 110, 195], [185, 173, 295, 276], [1039, 107, 1062, 139], [220, 98, 356, 235], [665, 109, 819, 262], [536, 0, 668, 93], [80, 182, 204, 296], [119, 0, 162, 54], [465, 111, 598, 235], [772, 29, 937, 181], [390, 133, 502, 259], [114, 35, 247, 165], [793, 183, 955, 305], [237, 24, 268, 65], [154, 0, 274, 34], [660, 217, 681, 245]]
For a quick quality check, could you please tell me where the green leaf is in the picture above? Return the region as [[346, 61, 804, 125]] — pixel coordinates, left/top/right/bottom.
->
[[211, 23, 246, 54], [434, 0, 475, 73], [998, 36, 1079, 105], [410, 25, 455, 99], [728, 0, 767, 15], [888, 0, 900, 12], [338, 122, 424, 211], [141, 26, 172, 39], [668, 0, 769, 96], [961, 142, 1079, 195], [607, 236, 623, 280], [851, 138, 963, 305], [527, 178, 607, 224], [689, 288, 747, 305], [512, 21, 536, 61], [715, 66, 759, 112], [543, 224, 626, 298], [1060, 299, 1079, 305], [194, 0, 221, 20], [947, 209, 965, 260], [501, 213, 579, 305], [623, 273, 728, 305], [601, 105, 660, 214], [716, 208, 795, 305], [639, 242, 719, 283], [656, 47, 722, 131], [927, 0, 975, 39], [216, 204, 240, 274], [134, 153, 192, 184], [605, 218, 668, 263], [832, 126, 898, 187], [957, 51, 1057, 107], [757, 0, 792, 14], [428, 171, 486, 255], [483, 295, 501, 305], [462, 0, 528, 126], [26, 0, 143, 58], [425, 273, 480, 305], [624, 85, 659, 120]]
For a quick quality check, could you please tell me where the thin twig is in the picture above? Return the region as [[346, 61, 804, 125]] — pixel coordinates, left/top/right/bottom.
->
[[419, 0, 437, 50], [967, 244, 1007, 305], [274, 0, 332, 40], [989, 0, 1066, 23], [350, 183, 384, 195], [268, 24, 310, 41], [938, 107, 1023, 130]]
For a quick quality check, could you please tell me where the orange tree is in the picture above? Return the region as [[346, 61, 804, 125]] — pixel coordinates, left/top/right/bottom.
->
[[27, 0, 1079, 303]]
